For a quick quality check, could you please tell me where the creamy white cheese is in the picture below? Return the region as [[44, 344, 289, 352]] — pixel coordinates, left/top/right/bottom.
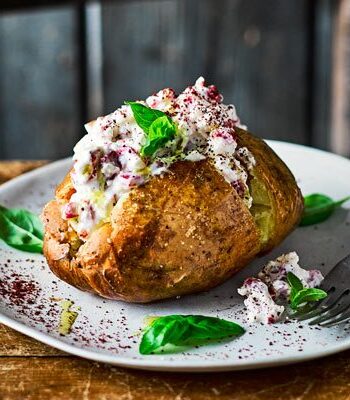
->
[[238, 252, 324, 324], [64, 77, 255, 239], [258, 252, 324, 300], [238, 278, 285, 324]]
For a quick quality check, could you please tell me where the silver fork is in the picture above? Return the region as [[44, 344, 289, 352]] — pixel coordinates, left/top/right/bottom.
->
[[289, 254, 350, 327]]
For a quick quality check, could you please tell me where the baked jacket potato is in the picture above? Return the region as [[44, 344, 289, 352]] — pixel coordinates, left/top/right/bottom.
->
[[43, 127, 303, 302]]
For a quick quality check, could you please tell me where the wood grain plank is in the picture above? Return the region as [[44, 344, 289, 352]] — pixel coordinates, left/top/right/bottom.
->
[[1, 353, 350, 400], [0, 0, 147, 12], [101, 0, 211, 113], [0, 324, 66, 356], [212, 0, 309, 144], [102, 0, 310, 145], [0, 7, 80, 160], [331, 0, 350, 156], [0, 1, 335, 160], [0, 160, 47, 184], [310, 0, 334, 150]]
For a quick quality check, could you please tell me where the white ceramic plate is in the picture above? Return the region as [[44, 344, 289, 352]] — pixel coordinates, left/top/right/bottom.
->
[[0, 141, 350, 372]]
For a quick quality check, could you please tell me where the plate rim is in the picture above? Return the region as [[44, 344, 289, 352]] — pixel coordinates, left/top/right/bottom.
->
[[1, 312, 350, 372], [1, 140, 350, 372]]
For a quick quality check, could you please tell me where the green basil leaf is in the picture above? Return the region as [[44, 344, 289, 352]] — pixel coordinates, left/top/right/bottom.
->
[[287, 271, 328, 309], [0, 205, 44, 253], [183, 315, 245, 341], [290, 288, 328, 309], [287, 272, 303, 299], [141, 316, 190, 355], [126, 101, 177, 158], [139, 315, 245, 355], [125, 101, 165, 134], [300, 193, 350, 226], [140, 115, 176, 158]]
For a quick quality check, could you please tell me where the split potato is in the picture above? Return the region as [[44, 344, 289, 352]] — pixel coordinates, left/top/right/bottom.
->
[[42, 128, 303, 302]]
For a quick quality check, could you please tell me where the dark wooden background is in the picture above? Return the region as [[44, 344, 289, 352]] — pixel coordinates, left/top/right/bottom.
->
[[0, 0, 348, 160]]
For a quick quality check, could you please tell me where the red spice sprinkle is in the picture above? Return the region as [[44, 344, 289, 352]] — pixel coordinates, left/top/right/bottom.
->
[[0, 274, 38, 306]]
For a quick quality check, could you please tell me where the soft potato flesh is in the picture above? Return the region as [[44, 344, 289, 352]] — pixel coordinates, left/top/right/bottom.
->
[[236, 128, 303, 253], [42, 129, 303, 302]]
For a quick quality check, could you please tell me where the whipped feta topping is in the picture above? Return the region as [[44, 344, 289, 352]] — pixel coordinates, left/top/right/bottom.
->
[[238, 252, 324, 324], [238, 278, 285, 324], [258, 252, 324, 300], [64, 77, 255, 239]]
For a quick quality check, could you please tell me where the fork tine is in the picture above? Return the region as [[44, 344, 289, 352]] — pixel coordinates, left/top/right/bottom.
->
[[319, 309, 350, 327], [309, 298, 350, 325], [291, 298, 329, 320], [292, 303, 328, 321], [287, 254, 350, 325], [291, 288, 340, 321], [290, 302, 320, 318], [292, 288, 336, 316]]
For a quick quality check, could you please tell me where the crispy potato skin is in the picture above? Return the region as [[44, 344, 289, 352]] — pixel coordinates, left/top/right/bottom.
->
[[43, 129, 303, 302]]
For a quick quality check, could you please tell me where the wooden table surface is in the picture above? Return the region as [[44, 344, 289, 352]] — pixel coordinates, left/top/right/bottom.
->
[[1, 161, 350, 400]]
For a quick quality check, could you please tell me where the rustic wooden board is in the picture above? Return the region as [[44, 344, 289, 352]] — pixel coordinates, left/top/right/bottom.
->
[[0, 324, 65, 356], [331, 0, 350, 157], [0, 160, 47, 184], [102, 0, 311, 144], [205, 0, 309, 145], [311, 0, 334, 150], [0, 7, 80, 160], [0, 1, 336, 159], [0, 352, 350, 400]]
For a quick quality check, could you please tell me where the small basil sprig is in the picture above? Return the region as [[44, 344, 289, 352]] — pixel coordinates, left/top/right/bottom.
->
[[287, 272, 327, 309], [286, 271, 303, 300], [139, 315, 245, 355], [300, 193, 350, 226], [126, 101, 177, 158], [125, 102, 165, 133], [0, 205, 44, 253], [141, 115, 177, 158]]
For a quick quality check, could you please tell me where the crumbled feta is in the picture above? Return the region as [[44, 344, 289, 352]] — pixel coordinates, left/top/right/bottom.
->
[[238, 252, 324, 324], [258, 252, 324, 300], [208, 128, 237, 156], [65, 77, 255, 239], [184, 150, 206, 162], [238, 278, 285, 324]]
